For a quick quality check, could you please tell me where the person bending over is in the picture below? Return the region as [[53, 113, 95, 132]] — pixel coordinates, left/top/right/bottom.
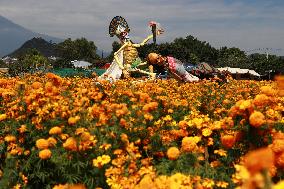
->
[[147, 53, 199, 82]]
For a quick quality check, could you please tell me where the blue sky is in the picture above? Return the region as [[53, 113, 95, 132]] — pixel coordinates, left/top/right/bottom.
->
[[0, 0, 283, 55]]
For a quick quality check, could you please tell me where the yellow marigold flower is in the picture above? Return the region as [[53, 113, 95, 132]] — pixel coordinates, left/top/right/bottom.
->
[[253, 94, 269, 106], [181, 136, 200, 152], [93, 155, 111, 168], [214, 149, 227, 157], [75, 128, 87, 135], [39, 149, 52, 160], [239, 99, 252, 110], [99, 143, 112, 150], [49, 126, 62, 135], [167, 109, 174, 114], [216, 181, 229, 188], [4, 135, 16, 143], [202, 178, 214, 188], [18, 125, 27, 133], [47, 137, 57, 147], [68, 116, 80, 125], [144, 113, 153, 120], [207, 137, 214, 146], [163, 115, 172, 121], [80, 132, 92, 141], [36, 139, 49, 149], [273, 181, 284, 189], [260, 85, 276, 96], [101, 155, 111, 164], [60, 133, 69, 140], [202, 128, 212, 137], [166, 147, 180, 160], [249, 111, 266, 128], [63, 137, 77, 151], [0, 114, 7, 121], [24, 150, 30, 156], [13, 184, 21, 189]]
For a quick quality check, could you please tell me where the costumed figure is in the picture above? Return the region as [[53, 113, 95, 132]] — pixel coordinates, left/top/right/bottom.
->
[[99, 16, 162, 81], [147, 53, 199, 82]]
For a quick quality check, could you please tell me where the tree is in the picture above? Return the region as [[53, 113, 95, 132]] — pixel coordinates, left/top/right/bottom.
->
[[247, 53, 283, 75], [8, 49, 50, 76], [55, 38, 100, 68], [216, 47, 248, 68], [0, 59, 7, 68]]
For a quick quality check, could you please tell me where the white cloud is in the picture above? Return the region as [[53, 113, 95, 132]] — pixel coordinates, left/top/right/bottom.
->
[[0, 0, 283, 54]]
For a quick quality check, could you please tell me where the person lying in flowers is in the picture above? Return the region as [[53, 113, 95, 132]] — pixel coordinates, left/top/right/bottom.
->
[[147, 53, 199, 82]]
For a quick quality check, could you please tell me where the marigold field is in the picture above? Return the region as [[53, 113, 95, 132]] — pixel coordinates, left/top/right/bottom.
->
[[0, 73, 284, 189]]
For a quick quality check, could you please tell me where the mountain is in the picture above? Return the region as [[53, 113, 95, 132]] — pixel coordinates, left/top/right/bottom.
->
[[0, 15, 62, 57], [8, 37, 58, 58]]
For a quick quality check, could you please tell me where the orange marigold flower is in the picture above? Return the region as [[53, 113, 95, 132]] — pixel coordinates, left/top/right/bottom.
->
[[44, 81, 54, 93], [167, 147, 180, 160], [49, 126, 62, 135], [39, 149, 52, 160], [178, 120, 188, 128], [275, 75, 284, 90], [63, 137, 77, 151], [276, 152, 284, 168], [68, 184, 87, 189], [36, 139, 49, 149], [271, 139, 284, 153], [52, 184, 68, 189], [31, 81, 42, 89], [142, 102, 158, 112], [244, 147, 274, 175], [221, 134, 236, 149], [4, 135, 16, 143], [18, 125, 27, 133], [253, 94, 269, 106], [249, 111, 266, 128], [47, 137, 57, 147], [272, 132, 284, 140]]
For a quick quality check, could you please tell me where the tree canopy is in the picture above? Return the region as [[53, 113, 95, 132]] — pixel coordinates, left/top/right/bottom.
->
[[8, 49, 50, 76]]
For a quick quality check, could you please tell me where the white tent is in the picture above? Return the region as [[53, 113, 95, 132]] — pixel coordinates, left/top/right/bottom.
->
[[71, 60, 92, 68], [217, 67, 261, 77]]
